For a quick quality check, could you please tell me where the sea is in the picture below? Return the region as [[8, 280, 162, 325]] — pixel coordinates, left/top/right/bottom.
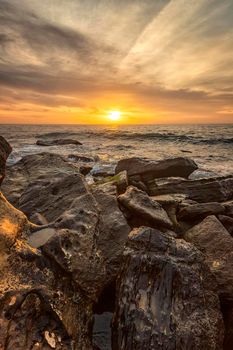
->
[[1, 124, 233, 177]]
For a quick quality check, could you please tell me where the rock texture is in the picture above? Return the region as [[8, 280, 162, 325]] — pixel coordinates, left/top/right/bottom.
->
[[0, 136, 12, 186], [115, 156, 197, 180], [36, 139, 82, 146], [118, 186, 173, 229], [113, 226, 223, 350], [184, 215, 233, 301], [147, 176, 233, 202], [178, 202, 225, 221]]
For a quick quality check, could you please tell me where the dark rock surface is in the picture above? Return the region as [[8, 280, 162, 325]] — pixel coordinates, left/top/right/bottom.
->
[[147, 175, 233, 202], [118, 186, 173, 229], [178, 202, 225, 221], [218, 215, 233, 235], [184, 215, 233, 301], [115, 156, 197, 180], [36, 139, 82, 146], [112, 226, 223, 350], [0, 136, 12, 186]]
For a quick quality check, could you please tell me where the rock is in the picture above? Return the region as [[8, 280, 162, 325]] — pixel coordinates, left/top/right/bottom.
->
[[2, 152, 78, 207], [93, 171, 128, 196], [19, 173, 88, 223], [0, 135, 12, 185], [218, 215, 233, 235], [91, 163, 116, 177], [118, 186, 173, 229], [178, 202, 225, 221], [147, 175, 233, 203], [115, 156, 198, 180], [36, 139, 82, 146], [223, 200, 233, 217], [68, 154, 94, 162], [80, 165, 93, 175], [184, 215, 233, 301], [112, 226, 223, 350], [0, 192, 92, 349]]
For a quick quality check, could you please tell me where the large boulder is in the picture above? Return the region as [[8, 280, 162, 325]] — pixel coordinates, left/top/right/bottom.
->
[[2, 152, 78, 207], [184, 215, 233, 301], [115, 157, 197, 180], [112, 226, 223, 350], [118, 186, 173, 229], [147, 176, 233, 203], [0, 135, 12, 185]]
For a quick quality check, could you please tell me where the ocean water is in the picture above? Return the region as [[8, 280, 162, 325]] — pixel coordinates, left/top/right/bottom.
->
[[0, 124, 233, 177]]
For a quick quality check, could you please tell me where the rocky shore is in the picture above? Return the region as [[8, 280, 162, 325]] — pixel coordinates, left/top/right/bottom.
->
[[0, 135, 233, 350]]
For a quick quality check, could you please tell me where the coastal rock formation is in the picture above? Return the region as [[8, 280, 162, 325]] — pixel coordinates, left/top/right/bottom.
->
[[112, 226, 224, 350], [118, 186, 173, 229], [147, 176, 233, 202], [115, 156, 198, 180], [36, 139, 82, 146], [1, 152, 78, 207], [184, 215, 233, 301], [178, 202, 225, 221], [0, 136, 12, 186], [218, 215, 233, 235]]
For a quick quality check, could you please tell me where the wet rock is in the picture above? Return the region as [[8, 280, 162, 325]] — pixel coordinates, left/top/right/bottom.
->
[[113, 226, 223, 350], [115, 156, 197, 180], [2, 152, 78, 207], [178, 202, 225, 221], [118, 186, 173, 229], [147, 175, 233, 203], [217, 215, 233, 235], [36, 139, 82, 146], [184, 215, 233, 301], [0, 135, 12, 185]]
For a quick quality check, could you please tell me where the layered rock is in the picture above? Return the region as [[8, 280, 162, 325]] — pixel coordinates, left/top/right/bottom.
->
[[113, 226, 223, 350], [178, 202, 225, 221], [118, 186, 173, 229], [184, 215, 233, 301], [0, 136, 12, 186], [147, 176, 233, 202]]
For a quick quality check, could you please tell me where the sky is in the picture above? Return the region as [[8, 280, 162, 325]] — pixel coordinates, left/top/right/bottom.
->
[[0, 0, 233, 124]]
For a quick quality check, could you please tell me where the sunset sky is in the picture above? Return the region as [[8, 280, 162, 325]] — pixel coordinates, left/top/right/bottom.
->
[[0, 0, 233, 124]]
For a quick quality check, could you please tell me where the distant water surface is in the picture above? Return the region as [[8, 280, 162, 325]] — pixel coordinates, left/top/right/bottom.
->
[[1, 124, 233, 177]]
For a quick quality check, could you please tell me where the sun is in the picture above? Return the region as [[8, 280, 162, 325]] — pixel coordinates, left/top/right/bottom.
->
[[108, 111, 121, 121]]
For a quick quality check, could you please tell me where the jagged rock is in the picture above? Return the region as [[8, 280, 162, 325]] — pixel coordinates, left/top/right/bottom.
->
[[218, 215, 233, 235], [112, 226, 223, 350], [147, 175, 233, 202], [0, 192, 92, 349], [91, 163, 115, 177], [93, 171, 128, 196], [2, 152, 78, 207], [0, 135, 12, 185], [184, 215, 233, 301], [223, 201, 233, 217], [178, 202, 225, 221], [115, 156, 197, 180], [19, 173, 88, 223], [118, 186, 173, 229], [36, 139, 82, 146]]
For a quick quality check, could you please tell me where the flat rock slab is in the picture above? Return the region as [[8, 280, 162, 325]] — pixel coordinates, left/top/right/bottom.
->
[[115, 156, 197, 180], [36, 139, 82, 146], [113, 226, 223, 350], [184, 215, 233, 301], [178, 202, 225, 221], [118, 186, 173, 229], [28, 227, 56, 248], [147, 175, 233, 203]]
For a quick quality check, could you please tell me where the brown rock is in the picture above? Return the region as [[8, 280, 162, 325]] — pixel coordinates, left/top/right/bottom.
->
[[118, 186, 173, 229], [178, 202, 225, 221], [184, 215, 233, 301], [147, 175, 233, 203], [0, 135, 12, 185], [115, 156, 198, 179], [112, 226, 223, 350], [218, 215, 233, 235]]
